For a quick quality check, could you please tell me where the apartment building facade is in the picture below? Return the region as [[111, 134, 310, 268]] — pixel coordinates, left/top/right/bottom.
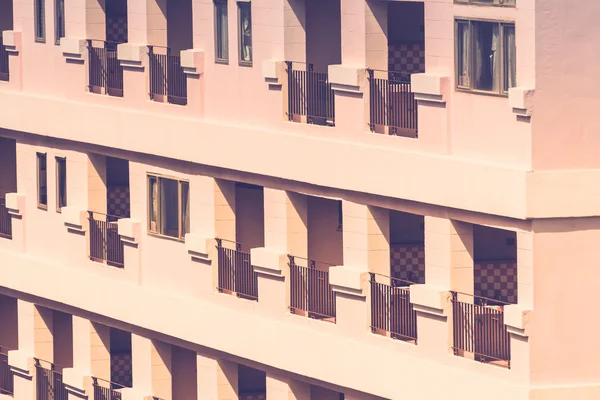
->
[[0, 0, 598, 398]]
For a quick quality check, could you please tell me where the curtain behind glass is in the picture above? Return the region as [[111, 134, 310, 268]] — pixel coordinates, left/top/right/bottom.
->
[[504, 26, 516, 92], [473, 21, 497, 91], [159, 178, 179, 238], [457, 22, 469, 87], [181, 182, 190, 236], [216, 1, 228, 60], [239, 3, 252, 62], [149, 177, 158, 232]]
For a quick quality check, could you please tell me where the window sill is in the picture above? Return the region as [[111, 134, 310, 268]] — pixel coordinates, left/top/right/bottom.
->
[[455, 87, 509, 98], [147, 231, 185, 243], [215, 58, 229, 65], [453, 2, 516, 8], [238, 60, 253, 68], [37, 204, 48, 211]]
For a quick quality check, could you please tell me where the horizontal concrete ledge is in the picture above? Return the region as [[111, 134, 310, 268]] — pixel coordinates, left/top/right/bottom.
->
[[118, 218, 142, 244], [62, 368, 89, 395], [504, 304, 531, 337], [8, 350, 32, 374], [328, 65, 364, 93], [329, 266, 367, 297], [250, 247, 287, 276], [185, 234, 215, 258], [62, 207, 87, 231], [410, 285, 450, 316], [5, 88, 600, 219], [0, 249, 526, 400], [5, 193, 25, 215], [180, 49, 205, 76], [60, 37, 86, 59]]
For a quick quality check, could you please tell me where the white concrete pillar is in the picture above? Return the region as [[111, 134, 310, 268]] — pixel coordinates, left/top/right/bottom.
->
[[196, 353, 238, 400], [151, 340, 172, 400], [8, 300, 35, 400], [266, 373, 310, 400]]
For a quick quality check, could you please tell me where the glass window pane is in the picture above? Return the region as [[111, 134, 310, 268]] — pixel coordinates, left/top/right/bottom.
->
[[215, 1, 228, 60], [238, 2, 252, 63], [472, 21, 500, 92], [148, 176, 158, 232], [35, 0, 46, 41], [181, 182, 190, 236], [503, 25, 516, 92], [159, 178, 179, 238], [57, 158, 67, 210], [37, 153, 47, 206], [457, 21, 470, 88]]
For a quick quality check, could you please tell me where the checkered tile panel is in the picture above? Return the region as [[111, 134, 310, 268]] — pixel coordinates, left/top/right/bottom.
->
[[390, 244, 425, 284], [474, 261, 518, 304], [107, 15, 128, 44], [111, 352, 132, 388], [388, 43, 425, 75], [107, 186, 130, 218], [240, 395, 266, 400]]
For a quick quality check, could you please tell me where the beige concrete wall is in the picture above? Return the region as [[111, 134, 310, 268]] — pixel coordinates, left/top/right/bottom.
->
[[529, 217, 600, 387]]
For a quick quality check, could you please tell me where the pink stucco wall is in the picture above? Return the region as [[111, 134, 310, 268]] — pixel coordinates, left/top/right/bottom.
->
[[1, 0, 600, 398]]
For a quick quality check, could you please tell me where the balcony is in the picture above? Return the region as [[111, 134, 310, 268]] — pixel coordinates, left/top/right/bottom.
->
[[92, 377, 124, 400], [451, 292, 511, 368], [367, 70, 418, 138], [286, 62, 335, 127], [288, 256, 336, 322], [35, 358, 68, 400], [0, 347, 13, 396], [87, 40, 124, 97], [0, 35, 8, 82], [148, 46, 188, 106], [370, 274, 417, 343], [88, 212, 124, 268], [216, 239, 258, 301], [0, 198, 11, 239]]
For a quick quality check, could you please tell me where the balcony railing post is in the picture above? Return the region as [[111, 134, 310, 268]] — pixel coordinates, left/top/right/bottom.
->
[[216, 239, 257, 300], [88, 211, 124, 268], [450, 291, 511, 368]]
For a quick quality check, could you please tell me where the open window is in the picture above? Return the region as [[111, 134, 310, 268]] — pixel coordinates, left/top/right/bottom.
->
[[455, 19, 516, 95], [147, 175, 190, 240]]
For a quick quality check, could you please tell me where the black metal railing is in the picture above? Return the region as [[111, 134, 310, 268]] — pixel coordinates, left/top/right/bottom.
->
[[451, 292, 511, 368], [216, 239, 258, 300], [88, 211, 124, 267], [35, 359, 68, 400], [370, 274, 417, 342], [288, 255, 336, 321], [148, 46, 187, 106], [0, 347, 13, 396], [0, 198, 11, 240], [367, 69, 417, 138], [87, 40, 124, 97], [286, 61, 335, 126], [0, 36, 8, 82], [92, 377, 124, 400]]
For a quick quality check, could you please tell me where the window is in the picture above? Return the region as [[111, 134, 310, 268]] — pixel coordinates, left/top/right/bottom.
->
[[56, 157, 67, 212], [454, 0, 515, 6], [148, 175, 190, 240], [214, 0, 229, 63], [35, 0, 46, 42], [237, 2, 252, 66], [54, 0, 65, 45], [455, 19, 516, 95], [36, 153, 47, 209]]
